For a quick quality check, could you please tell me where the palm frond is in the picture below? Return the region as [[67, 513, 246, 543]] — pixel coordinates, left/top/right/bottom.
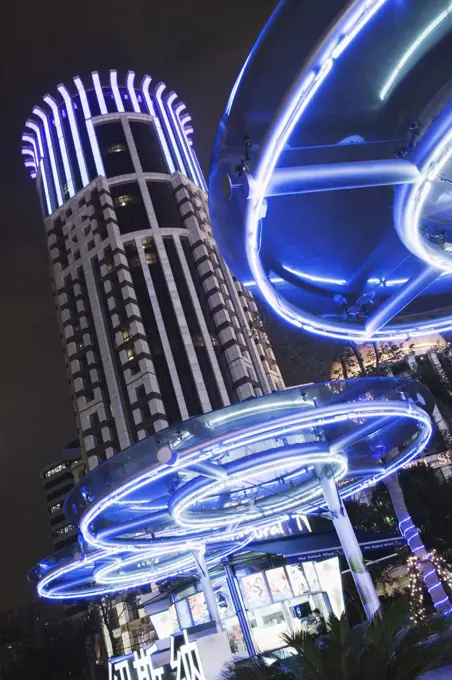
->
[[281, 630, 324, 679]]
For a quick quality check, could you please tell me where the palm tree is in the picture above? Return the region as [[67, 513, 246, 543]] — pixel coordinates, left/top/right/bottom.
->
[[222, 601, 452, 680]]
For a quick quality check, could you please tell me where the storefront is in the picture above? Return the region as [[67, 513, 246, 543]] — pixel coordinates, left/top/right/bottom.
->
[[141, 526, 405, 657], [144, 553, 344, 656]]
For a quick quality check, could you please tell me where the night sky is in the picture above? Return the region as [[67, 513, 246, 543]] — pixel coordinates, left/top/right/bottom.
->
[[0, 0, 280, 608]]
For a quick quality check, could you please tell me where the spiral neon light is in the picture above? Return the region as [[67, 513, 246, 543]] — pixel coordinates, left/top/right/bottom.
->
[[31, 379, 432, 600]]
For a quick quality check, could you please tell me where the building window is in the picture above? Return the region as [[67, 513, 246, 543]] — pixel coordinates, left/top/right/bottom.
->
[[108, 143, 127, 154], [89, 412, 100, 428], [111, 183, 150, 234], [96, 122, 134, 177], [130, 121, 167, 173], [127, 347, 136, 361], [53, 524, 76, 538], [113, 194, 139, 208], [122, 328, 131, 342], [50, 503, 62, 514], [45, 463, 67, 478], [136, 385, 146, 401], [147, 181, 185, 229], [145, 251, 157, 264]]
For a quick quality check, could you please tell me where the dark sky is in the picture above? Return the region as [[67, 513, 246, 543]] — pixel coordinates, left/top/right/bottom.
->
[[0, 0, 280, 609]]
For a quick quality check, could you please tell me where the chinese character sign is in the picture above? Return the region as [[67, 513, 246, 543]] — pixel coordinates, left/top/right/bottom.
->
[[109, 632, 206, 680], [170, 630, 207, 680]]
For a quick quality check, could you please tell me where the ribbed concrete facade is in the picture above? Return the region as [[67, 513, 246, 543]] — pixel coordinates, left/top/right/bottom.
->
[[23, 71, 283, 469]]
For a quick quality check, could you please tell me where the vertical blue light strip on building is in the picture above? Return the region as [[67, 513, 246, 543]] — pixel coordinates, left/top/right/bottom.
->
[[167, 93, 198, 185], [175, 103, 207, 191], [43, 95, 75, 198], [22, 134, 40, 168], [25, 120, 52, 215], [110, 70, 125, 113], [21, 148, 37, 173], [126, 71, 141, 113], [58, 84, 89, 188], [142, 76, 176, 174], [33, 107, 63, 207], [155, 83, 187, 175], [92, 72, 108, 115], [74, 76, 106, 178]]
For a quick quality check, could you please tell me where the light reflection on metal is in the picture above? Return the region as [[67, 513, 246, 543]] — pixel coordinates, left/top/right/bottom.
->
[[380, 4, 452, 100]]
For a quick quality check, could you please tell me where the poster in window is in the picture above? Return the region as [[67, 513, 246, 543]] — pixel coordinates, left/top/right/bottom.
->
[[168, 604, 180, 632], [188, 592, 210, 624], [175, 598, 192, 629], [287, 564, 309, 596], [241, 572, 271, 608], [265, 567, 292, 602], [303, 562, 321, 591]]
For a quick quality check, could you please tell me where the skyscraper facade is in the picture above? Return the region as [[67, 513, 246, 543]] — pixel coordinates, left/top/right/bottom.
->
[[22, 70, 283, 470]]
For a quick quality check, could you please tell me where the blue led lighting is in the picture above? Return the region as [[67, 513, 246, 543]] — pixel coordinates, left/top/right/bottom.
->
[[92, 71, 108, 115], [30, 379, 433, 600], [23, 71, 197, 192], [126, 71, 141, 113], [380, 4, 452, 101], [167, 92, 200, 186], [231, 0, 452, 343], [43, 95, 75, 198], [155, 83, 186, 174], [57, 84, 89, 187], [73, 76, 105, 178], [175, 103, 207, 191], [22, 134, 39, 168], [110, 70, 125, 112], [25, 121, 52, 214], [33, 107, 63, 207], [142, 75, 176, 174]]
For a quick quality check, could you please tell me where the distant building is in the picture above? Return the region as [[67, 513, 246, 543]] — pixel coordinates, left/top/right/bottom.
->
[[41, 440, 85, 551], [0, 600, 63, 677]]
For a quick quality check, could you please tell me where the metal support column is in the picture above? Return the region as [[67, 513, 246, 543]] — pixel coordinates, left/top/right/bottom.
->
[[194, 549, 222, 632], [316, 464, 381, 620], [223, 561, 257, 657]]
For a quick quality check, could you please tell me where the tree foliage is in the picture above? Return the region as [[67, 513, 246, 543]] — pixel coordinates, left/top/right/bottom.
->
[[222, 601, 452, 680]]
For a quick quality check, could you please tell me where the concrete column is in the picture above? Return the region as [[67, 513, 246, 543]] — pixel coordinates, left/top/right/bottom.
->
[[316, 465, 380, 620]]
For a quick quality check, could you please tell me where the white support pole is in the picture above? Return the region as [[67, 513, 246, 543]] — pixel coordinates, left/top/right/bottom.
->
[[194, 549, 222, 632], [316, 464, 381, 620]]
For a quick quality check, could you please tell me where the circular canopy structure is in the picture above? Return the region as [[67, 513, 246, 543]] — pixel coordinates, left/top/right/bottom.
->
[[30, 378, 433, 599], [209, 0, 452, 342]]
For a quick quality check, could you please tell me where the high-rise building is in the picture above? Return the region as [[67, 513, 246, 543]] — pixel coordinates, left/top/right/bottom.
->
[[40, 440, 85, 551], [22, 69, 283, 470]]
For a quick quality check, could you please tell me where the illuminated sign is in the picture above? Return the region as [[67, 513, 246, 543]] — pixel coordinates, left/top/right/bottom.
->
[[109, 631, 206, 680]]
